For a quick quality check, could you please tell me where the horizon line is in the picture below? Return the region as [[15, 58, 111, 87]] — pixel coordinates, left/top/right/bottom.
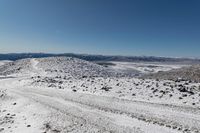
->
[[0, 52, 199, 60]]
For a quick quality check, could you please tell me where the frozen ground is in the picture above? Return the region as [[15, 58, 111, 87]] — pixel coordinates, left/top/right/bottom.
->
[[0, 57, 200, 133]]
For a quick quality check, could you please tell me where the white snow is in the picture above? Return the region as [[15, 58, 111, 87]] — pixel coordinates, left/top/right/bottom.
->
[[0, 57, 199, 133], [0, 60, 12, 66], [108, 61, 188, 74]]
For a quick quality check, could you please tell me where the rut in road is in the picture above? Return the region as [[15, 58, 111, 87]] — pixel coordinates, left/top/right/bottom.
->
[[11, 89, 142, 133]]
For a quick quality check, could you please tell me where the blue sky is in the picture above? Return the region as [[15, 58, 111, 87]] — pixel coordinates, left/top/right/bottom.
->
[[0, 0, 200, 57]]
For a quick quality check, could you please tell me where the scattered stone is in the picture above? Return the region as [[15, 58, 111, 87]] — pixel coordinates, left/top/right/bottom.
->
[[27, 125, 31, 127], [0, 128, 4, 132], [72, 89, 77, 92], [179, 97, 183, 100], [101, 86, 112, 91]]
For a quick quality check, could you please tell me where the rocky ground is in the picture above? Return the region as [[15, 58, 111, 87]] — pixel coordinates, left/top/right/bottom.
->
[[28, 76, 200, 107], [143, 64, 200, 82]]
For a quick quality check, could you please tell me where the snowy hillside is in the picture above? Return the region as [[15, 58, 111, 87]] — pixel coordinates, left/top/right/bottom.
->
[[0, 60, 12, 66], [143, 64, 200, 82], [35, 57, 125, 78], [0, 59, 33, 76], [0, 57, 127, 78]]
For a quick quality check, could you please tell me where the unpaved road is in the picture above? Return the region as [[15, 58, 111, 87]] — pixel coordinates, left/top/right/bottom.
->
[[1, 78, 200, 133]]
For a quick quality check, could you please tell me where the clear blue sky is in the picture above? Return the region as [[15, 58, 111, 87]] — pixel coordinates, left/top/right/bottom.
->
[[0, 0, 200, 57]]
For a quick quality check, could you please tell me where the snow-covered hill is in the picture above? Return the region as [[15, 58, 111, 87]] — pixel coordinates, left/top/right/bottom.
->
[[35, 57, 125, 78], [0, 59, 33, 76], [0, 57, 127, 78]]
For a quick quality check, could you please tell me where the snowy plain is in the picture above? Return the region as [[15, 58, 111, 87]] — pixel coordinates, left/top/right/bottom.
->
[[106, 61, 188, 74]]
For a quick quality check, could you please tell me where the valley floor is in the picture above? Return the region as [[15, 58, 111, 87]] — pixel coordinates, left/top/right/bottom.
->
[[1, 77, 200, 133]]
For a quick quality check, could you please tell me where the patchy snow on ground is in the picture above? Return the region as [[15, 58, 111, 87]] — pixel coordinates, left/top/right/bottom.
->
[[0, 60, 12, 66], [0, 57, 200, 133], [108, 61, 188, 74]]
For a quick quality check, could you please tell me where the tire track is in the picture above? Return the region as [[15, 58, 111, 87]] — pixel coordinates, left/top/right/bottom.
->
[[10, 87, 200, 133], [11, 89, 142, 133]]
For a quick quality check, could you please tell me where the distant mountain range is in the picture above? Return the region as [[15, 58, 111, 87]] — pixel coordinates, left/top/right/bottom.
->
[[0, 53, 200, 63]]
